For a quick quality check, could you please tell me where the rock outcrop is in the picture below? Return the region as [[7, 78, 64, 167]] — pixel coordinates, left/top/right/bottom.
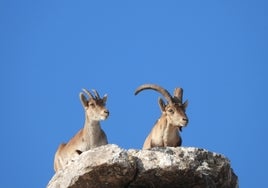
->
[[47, 144, 238, 188]]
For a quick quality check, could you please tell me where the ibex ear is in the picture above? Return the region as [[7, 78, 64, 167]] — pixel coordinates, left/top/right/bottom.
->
[[183, 100, 188, 110], [102, 94, 108, 103], [158, 98, 166, 112], [80, 93, 88, 108]]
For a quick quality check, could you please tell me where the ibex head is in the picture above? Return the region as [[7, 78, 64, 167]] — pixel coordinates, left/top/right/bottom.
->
[[135, 84, 188, 130], [80, 88, 109, 121]]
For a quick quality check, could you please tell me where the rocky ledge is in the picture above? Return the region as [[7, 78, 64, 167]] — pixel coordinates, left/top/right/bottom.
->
[[47, 144, 238, 188]]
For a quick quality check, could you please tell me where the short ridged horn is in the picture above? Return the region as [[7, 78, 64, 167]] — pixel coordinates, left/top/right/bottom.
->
[[134, 84, 173, 104], [82, 88, 94, 99], [92, 89, 100, 99]]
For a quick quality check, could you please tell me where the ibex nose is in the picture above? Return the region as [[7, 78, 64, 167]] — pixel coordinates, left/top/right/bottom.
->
[[104, 110, 109, 116], [183, 118, 188, 124]]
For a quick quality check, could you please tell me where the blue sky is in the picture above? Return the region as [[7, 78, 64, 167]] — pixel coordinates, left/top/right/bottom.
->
[[0, 1, 267, 187]]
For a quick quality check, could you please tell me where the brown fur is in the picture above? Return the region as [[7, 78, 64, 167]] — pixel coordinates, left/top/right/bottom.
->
[[142, 101, 188, 149], [135, 84, 188, 149], [54, 89, 109, 172]]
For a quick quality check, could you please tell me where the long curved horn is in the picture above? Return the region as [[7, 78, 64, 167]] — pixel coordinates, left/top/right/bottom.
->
[[82, 88, 94, 99], [173, 88, 183, 103], [134, 84, 173, 104], [92, 89, 100, 99]]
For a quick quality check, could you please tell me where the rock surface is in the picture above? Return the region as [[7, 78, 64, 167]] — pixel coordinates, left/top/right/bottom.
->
[[47, 144, 238, 188]]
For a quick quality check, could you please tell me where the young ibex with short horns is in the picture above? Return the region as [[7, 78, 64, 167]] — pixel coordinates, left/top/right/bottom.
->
[[135, 84, 189, 149], [54, 88, 109, 172]]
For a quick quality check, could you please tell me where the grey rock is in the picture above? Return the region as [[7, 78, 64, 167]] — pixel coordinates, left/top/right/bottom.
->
[[47, 144, 238, 188]]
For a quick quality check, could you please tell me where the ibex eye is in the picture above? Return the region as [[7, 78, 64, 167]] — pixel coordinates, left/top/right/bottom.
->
[[168, 109, 174, 113]]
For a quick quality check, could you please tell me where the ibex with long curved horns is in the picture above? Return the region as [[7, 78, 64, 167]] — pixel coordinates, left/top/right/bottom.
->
[[54, 88, 109, 172], [135, 84, 188, 149]]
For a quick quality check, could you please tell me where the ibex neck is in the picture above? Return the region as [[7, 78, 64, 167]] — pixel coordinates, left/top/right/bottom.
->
[[83, 114, 101, 134], [161, 114, 177, 130]]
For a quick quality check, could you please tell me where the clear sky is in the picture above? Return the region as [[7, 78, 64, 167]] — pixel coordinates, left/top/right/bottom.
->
[[0, 1, 267, 187]]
